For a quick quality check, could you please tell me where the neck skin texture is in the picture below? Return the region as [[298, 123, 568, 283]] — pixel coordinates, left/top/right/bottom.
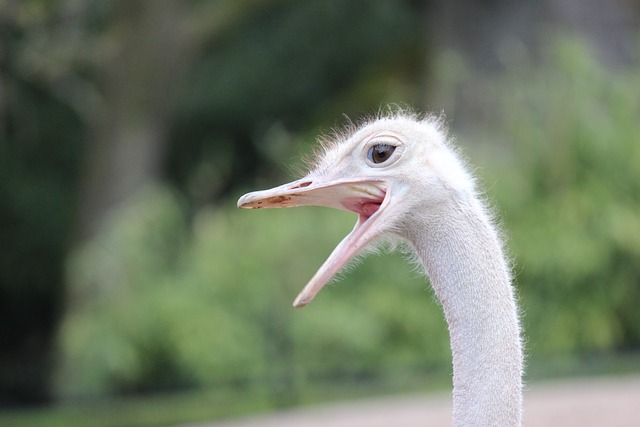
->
[[404, 193, 523, 426]]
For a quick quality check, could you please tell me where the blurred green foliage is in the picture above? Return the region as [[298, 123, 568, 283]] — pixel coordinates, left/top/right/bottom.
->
[[59, 185, 450, 400], [56, 37, 640, 409], [0, 0, 423, 405], [483, 38, 640, 356]]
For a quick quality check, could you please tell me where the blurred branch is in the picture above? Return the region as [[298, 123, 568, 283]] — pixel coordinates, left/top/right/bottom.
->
[[72, 0, 288, 241], [74, 0, 192, 241]]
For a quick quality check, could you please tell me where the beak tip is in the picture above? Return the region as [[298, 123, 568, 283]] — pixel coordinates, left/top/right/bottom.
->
[[237, 193, 254, 209], [293, 294, 311, 308]]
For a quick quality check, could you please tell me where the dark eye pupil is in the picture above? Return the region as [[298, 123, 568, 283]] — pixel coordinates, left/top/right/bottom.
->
[[368, 144, 396, 164]]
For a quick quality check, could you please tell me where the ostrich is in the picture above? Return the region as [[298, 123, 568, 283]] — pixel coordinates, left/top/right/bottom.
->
[[237, 112, 523, 426]]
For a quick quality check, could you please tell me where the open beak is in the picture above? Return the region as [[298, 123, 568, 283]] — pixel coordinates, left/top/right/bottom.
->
[[237, 177, 390, 307]]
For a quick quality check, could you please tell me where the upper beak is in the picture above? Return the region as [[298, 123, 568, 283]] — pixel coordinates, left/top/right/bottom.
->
[[238, 176, 390, 307], [237, 177, 386, 216]]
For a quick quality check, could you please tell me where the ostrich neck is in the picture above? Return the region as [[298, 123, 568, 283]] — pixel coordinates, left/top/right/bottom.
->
[[408, 196, 523, 426]]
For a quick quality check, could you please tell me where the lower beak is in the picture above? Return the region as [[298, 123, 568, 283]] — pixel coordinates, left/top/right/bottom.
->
[[238, 177, 389, 307]]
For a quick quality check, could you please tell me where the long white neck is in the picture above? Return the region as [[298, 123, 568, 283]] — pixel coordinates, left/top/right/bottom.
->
[[406, 193, 523, 426]]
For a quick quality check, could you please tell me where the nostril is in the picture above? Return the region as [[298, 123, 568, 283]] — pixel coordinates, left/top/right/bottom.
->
[[290, 181, 312, 189]]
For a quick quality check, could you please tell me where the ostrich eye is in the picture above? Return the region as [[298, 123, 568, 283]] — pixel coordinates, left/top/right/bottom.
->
[[367, 144, 396, 164]]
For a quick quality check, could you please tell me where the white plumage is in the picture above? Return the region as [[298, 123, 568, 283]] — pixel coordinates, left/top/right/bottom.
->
[[238, 112, 523, 426]]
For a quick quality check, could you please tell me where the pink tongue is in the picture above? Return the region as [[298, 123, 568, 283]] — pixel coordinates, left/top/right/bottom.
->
[[361, 202, 381, 216], [341, 198, 383, 218]]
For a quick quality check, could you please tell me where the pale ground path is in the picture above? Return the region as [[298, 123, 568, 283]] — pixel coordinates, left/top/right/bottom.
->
[[189, 375, 640, 427]]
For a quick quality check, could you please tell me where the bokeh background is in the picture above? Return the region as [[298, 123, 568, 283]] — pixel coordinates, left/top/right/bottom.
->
[[1, 0, 639, 425]]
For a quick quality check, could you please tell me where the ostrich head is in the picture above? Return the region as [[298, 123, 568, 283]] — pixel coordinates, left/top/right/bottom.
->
[[237, 113, 475, 307]]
